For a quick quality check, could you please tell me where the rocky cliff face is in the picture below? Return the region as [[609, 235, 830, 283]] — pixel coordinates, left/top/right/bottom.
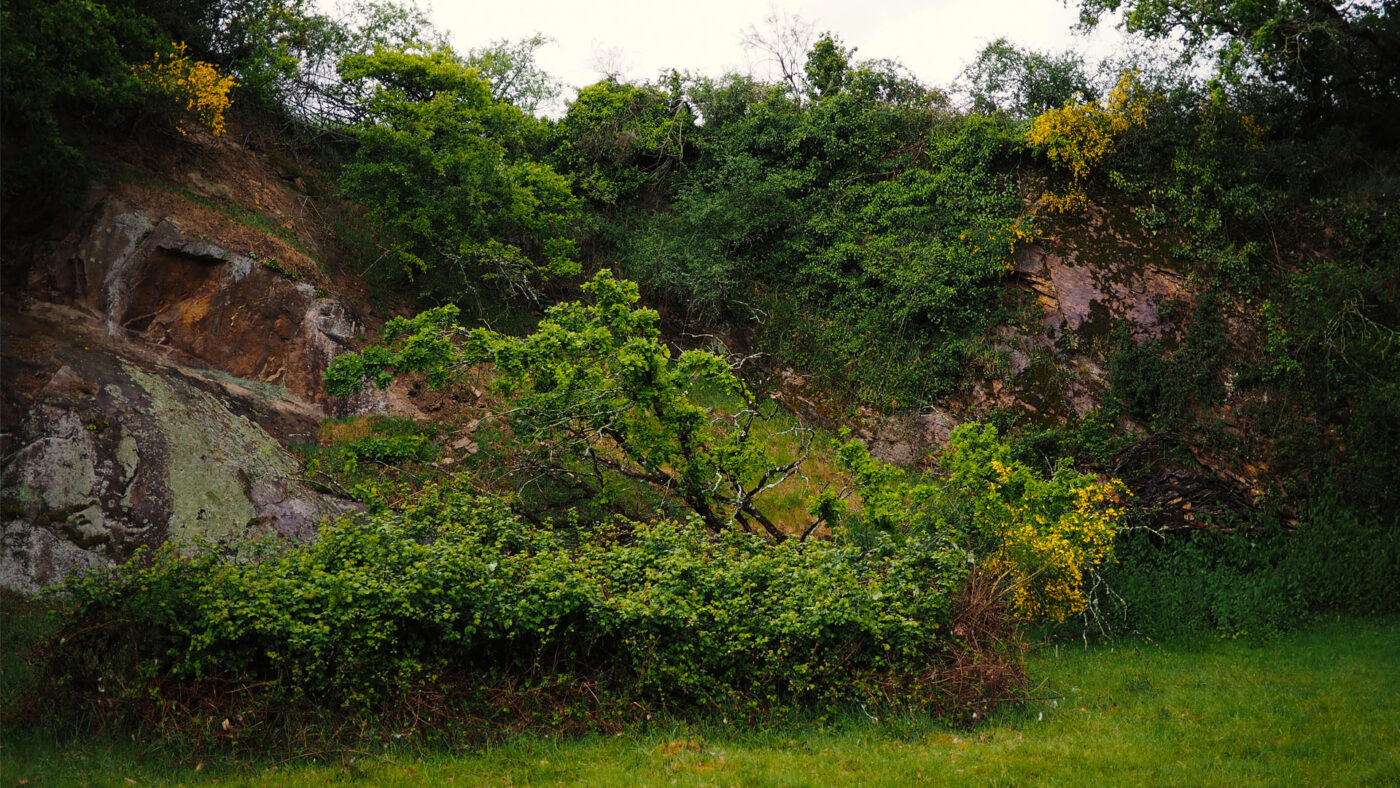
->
[[843, 204, 1190, 463], [844, 202, 1263, 529], [1, 307, 358, 592], [25, 194, 359, 404], [1, 136, 375, 593], [0, 135, 1268, 592]]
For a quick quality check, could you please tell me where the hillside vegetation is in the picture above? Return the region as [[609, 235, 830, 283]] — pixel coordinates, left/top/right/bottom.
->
[[1, 0, 1396, 756]]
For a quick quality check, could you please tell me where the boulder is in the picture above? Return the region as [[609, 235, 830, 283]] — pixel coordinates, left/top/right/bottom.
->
[[2, 177, 377, 592], [1, 309, 358, 593]]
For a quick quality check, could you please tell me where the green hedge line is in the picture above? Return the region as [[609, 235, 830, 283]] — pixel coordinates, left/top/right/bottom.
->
[[44, 487, 969, 722]]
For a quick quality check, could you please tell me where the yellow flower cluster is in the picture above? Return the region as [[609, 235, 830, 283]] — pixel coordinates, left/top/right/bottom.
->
[[959, 220, 1036, 273], [132, 42, 237, 136], [977, 464, 1127, 621], [1239, 114, 1266, 150], [1025, 72, 1153, 213]]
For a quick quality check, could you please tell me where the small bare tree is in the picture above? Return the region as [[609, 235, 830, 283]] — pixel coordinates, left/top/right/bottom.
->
[[590, 42, 630, 83], [740, 7, 815, 103]]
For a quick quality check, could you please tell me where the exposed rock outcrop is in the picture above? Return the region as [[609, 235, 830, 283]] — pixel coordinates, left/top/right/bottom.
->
[[999, 207, 1190, 422], [848, 206, 1192, 466], [1, 308, 358, 593], [25, 193, 360, 404], [2, 150, 378, 592]]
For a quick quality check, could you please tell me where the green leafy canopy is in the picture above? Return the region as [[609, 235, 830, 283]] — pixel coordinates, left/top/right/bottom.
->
[[327, 270, 814, 539], [337, 46, 583, 303]]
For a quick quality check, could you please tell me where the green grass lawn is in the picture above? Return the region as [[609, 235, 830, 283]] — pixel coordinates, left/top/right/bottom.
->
[[4, 618, 1397, 786]]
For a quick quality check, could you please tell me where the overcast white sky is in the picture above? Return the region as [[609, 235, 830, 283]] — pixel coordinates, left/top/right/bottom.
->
[[421, 0, 1131, 105]]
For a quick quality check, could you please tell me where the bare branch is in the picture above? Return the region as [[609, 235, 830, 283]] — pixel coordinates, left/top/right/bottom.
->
[[740, 7, 816, 103]]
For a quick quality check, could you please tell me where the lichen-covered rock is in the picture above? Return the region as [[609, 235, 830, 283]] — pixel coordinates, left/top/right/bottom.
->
[[0, 522, 112, 595], [0, 135, 411, 592], [0, 311, 358, 592]]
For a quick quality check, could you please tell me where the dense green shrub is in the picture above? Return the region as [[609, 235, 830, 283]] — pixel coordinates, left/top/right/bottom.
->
[[1095, 528, 1308, 638], [43, 488, 968, 721], [548, 78, 691, 209], [339, 434, 437, 465], [1106, 292, 1226, 429], [0, 0, 160, 220], [337, 47, 583, 303], [1094, 503, 1400, 639], [833, 424, 1128, 623], [769, 114, 1028, 405], [293, 417, 446, 511], [1009, 409, 1134, 474], [1245, 251, 1400, 518], [558, 55, 1030, 407]]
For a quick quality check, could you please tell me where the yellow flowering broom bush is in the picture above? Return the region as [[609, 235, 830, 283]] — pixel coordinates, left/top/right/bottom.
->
[[943, 424, 1127, 621], [132, 42, 237, 136], [1025, 71, 1153, 212], [834, 423, 1129, 622]]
